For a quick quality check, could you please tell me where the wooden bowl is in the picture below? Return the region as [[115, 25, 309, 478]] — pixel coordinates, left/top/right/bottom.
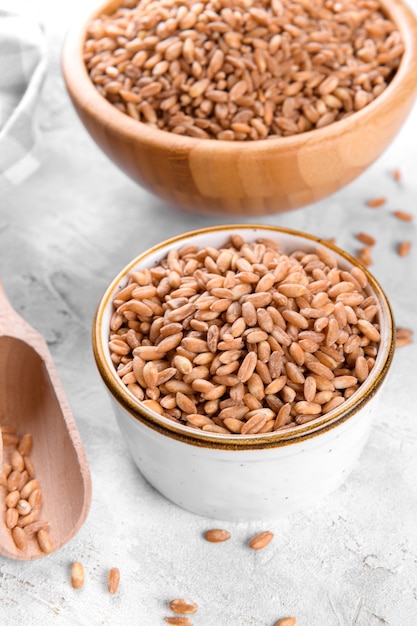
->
[[62, 0, 417, 216]]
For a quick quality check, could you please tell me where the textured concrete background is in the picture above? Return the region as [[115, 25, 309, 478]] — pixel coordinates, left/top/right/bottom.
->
[[1, 0, 417, 624]]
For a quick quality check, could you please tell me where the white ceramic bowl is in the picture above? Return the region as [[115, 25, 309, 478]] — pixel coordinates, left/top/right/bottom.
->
[[92, 225, 395, 521]]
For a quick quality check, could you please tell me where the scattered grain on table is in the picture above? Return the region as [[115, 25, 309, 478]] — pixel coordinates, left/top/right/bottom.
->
[[392, 168, 401, 182], [398, 241, 412, 257], [169, 599, 198, 615], [367, 197, 386, 208], [248, 530, 274, 550], [396, 327, 413, 348], [70, 561, 85, 589], [204, 528, 231, 543], [107, 567, 121, 594], [394, 210, 413, 222], [355, 232, 376, 246]]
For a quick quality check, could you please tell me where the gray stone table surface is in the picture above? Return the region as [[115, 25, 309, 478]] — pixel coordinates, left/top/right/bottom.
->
[[1, 0, 417, 624]]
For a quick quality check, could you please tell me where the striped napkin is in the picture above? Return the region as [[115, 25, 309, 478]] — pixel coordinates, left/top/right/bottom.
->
[[0, 2, 47, 194]]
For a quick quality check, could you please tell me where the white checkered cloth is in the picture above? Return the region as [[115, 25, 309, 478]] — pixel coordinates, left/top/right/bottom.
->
[[0, 2, 47, 194]]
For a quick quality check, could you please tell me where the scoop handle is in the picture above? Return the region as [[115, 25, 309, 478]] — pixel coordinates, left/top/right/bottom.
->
[[0, 277, 23, 331]]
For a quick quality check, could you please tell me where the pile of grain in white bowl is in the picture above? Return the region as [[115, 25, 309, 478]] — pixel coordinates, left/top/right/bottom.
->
[[108, 235, 382, 435], [83, 0, 404, 140]]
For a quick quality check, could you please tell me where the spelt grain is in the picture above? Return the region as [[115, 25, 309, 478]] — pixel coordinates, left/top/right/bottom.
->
[[249, 530, 274, 550], [19, 479, 41, 500], [71, 561, 85, 589], [37, 528, 53, 554], [17, 509, 41, 528], [109, 237, 382, 435], [5, 507, 19, 529], [11, 526, 27, 550], [5, 490, 20, 508], [107, 567, 121, 594], [393, 210, 413, 221], [367, 197, 386, 208], [395, 327, 413, 347], [16, 499, 31, 516], [17, 433, 33, 456], [169, 599, 198, 615], [204, 528, 231, 542], [356, 246, 373, 267], [356, 232, 376, 246], [85, 0, 402, 140], [398, 241, 411, 257], [241, 413, 268, 434]]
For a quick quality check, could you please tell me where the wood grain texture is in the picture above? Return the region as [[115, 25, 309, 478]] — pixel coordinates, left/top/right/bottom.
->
[[0, 280, 92, 560], [62, 0, 417, 216]]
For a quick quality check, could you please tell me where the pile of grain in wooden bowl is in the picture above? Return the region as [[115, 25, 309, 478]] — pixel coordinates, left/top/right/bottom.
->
[[83, 0, 404, 141]]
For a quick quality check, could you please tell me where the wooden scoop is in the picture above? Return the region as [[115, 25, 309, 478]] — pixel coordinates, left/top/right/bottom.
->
[[0, 279, 92, 560]]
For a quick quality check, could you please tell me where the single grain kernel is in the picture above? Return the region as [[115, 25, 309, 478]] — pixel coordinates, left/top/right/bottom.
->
[[5, 490, 20, 508], [10, 450, 25, 472], [398, 241, 411, 257], [11, 526, 27, 550], [7, 470, 21, 492], [16, 507, 40, 527], [356, 232, 376, 246], [249, 530, 274, 550], [37, 528, 53, 554], [169, 599, 198, 614], [20, 479, 40, 500], [204, 528, 231, 543], [71, 561, 85, 589], [107, 567, 121, 594], [396, 327, 413, 339], [28, 488, 43, 509], [16, 499, 31, 516], [18, 433, 33, 456], [395, 327, 413, 347], [367, 197, 386, 208], [274, 619, 297, 626], [393, 210, 413, 221], [5, 507, 19, 529], [17, 469, 29, 492], [356, 246, 373, 267]]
